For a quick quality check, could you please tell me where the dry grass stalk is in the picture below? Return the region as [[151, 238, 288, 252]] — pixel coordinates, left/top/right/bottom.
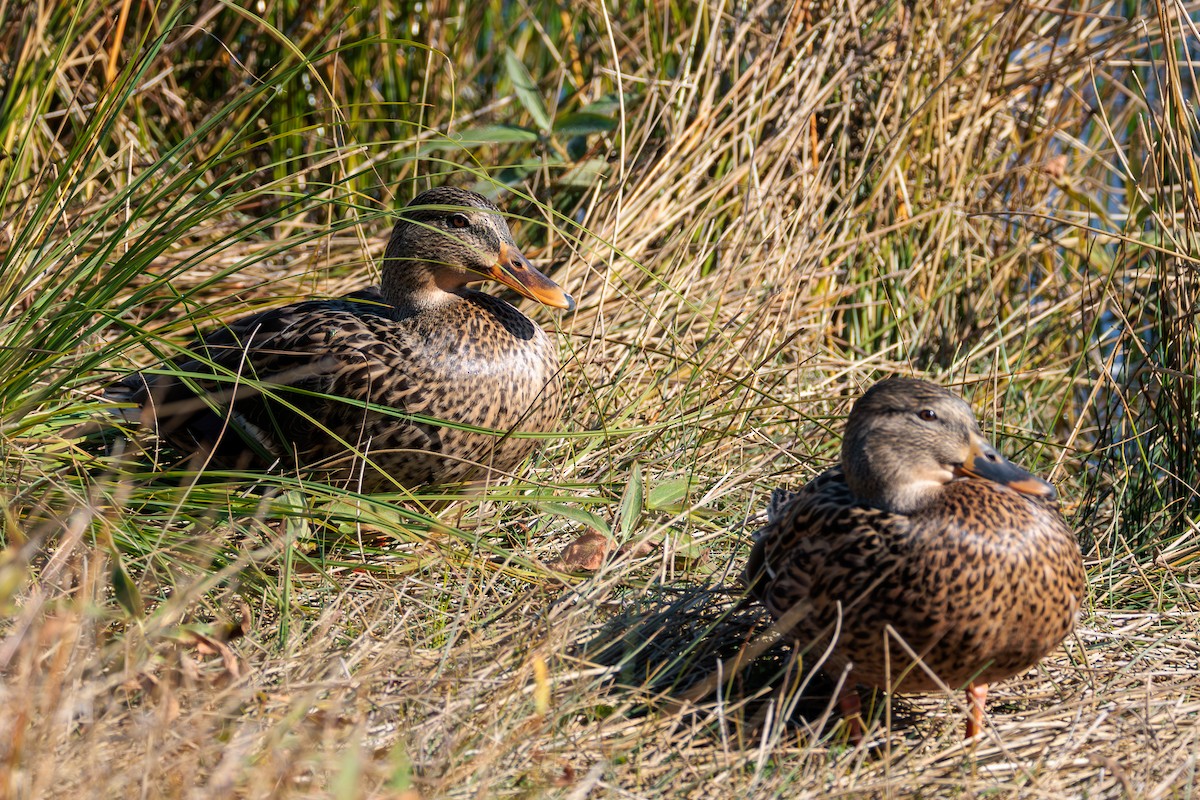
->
[[1, 0, 1198, 796]]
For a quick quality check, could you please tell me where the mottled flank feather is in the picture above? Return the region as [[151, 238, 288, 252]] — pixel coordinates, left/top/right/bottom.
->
[[111, 187, 574, 492], [745, 378, 1085, 736]]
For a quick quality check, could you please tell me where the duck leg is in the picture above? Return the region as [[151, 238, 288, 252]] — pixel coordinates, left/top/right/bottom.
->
[[965, 682, 988, 738], [838, 685, 865, 742]]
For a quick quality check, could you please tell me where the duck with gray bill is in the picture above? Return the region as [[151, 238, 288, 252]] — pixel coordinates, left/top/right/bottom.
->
[[745, 377, 1085, 740]]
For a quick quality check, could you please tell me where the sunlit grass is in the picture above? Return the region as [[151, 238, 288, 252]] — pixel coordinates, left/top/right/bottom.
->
[[1, 0, 1198, 796]]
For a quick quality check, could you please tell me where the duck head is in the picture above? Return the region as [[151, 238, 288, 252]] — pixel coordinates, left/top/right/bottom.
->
[[841, 377, 1055, 514], [382, 187, 575, 313]]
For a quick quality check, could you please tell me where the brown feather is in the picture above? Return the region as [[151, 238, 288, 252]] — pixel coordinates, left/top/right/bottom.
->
[[745, 378, 1085, 696]]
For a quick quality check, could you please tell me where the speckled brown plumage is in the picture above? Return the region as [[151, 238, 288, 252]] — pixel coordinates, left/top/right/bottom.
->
[[111, 188, 574, 492], [745, 377, 1085, 736]]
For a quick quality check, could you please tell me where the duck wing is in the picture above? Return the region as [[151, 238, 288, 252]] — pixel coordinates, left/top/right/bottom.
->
[[108, 291, 418, 470], [744, 468, 897, 622]]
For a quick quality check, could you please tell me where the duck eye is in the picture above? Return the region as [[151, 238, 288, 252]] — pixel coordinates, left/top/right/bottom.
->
[[918, 409, 938, 421], [449, 213, 470, 229]]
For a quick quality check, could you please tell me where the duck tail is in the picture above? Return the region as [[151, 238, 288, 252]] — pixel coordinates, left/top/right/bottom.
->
[[102, 372, 150, 424], [766, 487, 799, 525]]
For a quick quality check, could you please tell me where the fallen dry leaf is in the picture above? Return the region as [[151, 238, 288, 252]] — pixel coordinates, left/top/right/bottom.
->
[[179, 629, 243, 681], [548, 530, 612, 572], [616, 538, 657, 559]]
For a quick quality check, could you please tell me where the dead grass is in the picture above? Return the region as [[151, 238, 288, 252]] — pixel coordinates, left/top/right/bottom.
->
[[3, 0, 1200, 797], [6, 542, 1200, 798]]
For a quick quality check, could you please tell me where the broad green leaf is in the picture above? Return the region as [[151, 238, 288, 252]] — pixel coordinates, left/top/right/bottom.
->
[[420, 125, 538, 154], [580, 95, 624, 117], [456, 124, 539, 144], [111, 562, 144, 617], [671, 531, 706, 569], [505, 48, 552, 132], [558, 158, 608, 188], [539, 502, 612, 536], [647, 477, 691, 511], [282, 490, 312, 540], [618, 462, 644, 538], [489, 163, 539, 188], [553, 112, 617, 137]]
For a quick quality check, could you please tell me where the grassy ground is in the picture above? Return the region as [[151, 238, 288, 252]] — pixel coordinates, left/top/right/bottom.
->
[[2, 0, 1199, 797]]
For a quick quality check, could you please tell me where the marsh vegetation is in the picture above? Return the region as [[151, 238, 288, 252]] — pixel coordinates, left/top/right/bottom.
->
[[1, 0, 1198, 796]]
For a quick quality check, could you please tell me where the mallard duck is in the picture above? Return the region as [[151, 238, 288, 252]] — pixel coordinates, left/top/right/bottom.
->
[[745, 377, 1085, 739], [110, 187, 574, 492]]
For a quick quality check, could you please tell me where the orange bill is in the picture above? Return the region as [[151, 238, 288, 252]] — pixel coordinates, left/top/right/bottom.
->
[[953, 436, 1056, 499], [489, 243, 576, 311]]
